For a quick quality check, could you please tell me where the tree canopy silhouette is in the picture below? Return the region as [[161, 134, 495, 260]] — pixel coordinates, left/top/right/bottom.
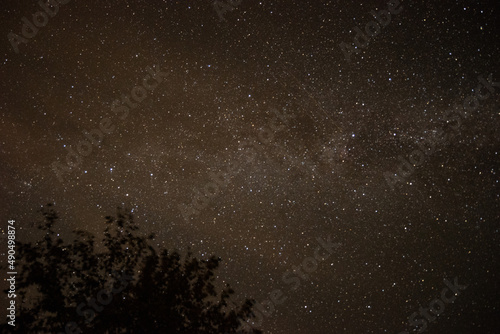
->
[[1, 204, 262, 334]]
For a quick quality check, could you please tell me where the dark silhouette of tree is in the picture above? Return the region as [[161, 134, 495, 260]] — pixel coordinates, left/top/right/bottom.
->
[[1, 204, 262, 334]]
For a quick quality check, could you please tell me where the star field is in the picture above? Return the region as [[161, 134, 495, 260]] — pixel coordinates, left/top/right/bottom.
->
[[1, 1, 499, 333]]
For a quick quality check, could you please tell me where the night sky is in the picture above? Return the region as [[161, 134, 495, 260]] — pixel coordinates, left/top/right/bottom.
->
[[1, 0, 499, 333]]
